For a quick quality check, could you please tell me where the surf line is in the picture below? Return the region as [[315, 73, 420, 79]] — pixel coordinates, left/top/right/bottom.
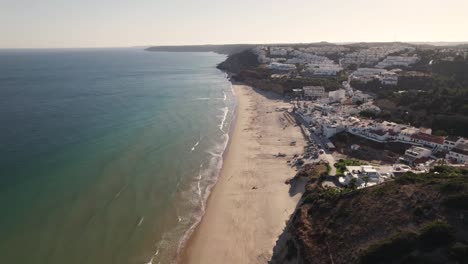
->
[[190, 135, 203, 152]]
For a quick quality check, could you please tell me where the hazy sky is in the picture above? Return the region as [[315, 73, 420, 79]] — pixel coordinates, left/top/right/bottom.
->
[[1, 0, 467, 48]]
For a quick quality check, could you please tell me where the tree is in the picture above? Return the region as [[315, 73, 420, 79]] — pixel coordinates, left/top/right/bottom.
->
[[433, 130, 448, 137], [348, 178, 358, 190], [363, 175, 370, 188]]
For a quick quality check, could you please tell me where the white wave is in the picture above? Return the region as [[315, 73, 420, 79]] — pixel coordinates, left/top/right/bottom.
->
[[144, 241, 162, 264], [230, 82, 236, 96], [207, 151, 222, 158], [114, 183, 129, 199], [175, 132, 231, 261], [197, 168, 204, 210], [138, 217, 144, 227], [145, 256, 153, 264], [193, 97, 224, 101], [190, 140, 200, 152], [218, 107, 229, 132], [223, 91, 227, 101]]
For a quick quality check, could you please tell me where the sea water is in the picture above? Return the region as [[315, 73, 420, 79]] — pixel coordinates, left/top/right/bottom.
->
[[0, 48, 235, 264]]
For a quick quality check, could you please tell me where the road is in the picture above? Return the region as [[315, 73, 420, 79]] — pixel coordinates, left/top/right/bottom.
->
[[308, 128, 337, 176], [293, 112, 338, 176]]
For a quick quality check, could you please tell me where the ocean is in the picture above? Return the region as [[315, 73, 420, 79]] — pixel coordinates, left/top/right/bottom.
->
[[0, 48, 235, 264]]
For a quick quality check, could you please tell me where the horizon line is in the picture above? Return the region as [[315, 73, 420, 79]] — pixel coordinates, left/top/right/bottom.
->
[[1, 40, 468, 50]]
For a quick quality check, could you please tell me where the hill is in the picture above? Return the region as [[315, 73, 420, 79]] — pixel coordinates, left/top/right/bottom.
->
[[271, 166, 468, 264]]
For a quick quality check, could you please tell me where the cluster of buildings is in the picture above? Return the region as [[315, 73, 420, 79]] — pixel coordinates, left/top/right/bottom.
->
[[340, 45, 414, 66], [445, 137, 468, 164], [375, 56, 419, 68], [295, 99, 467, 187], [287, 50, 343, 76], [253, 46, 343, 76], [346, 119, 467, 165], [267, 62, 297, 71], [295, 96, 468, 166], [254, 45, 419, 80], [298, 46, 350, 55], [299, 86, 369, 105], [350, 68, 399, 85], [254, 44, 467, 191], [296, 99, 379, 138]]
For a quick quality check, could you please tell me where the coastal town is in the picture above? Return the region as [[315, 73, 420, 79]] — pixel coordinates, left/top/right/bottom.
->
[[227, 43, 468, 190]]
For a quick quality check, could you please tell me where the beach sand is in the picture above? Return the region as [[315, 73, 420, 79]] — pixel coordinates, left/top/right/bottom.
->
[[180, 85, 306, 264]]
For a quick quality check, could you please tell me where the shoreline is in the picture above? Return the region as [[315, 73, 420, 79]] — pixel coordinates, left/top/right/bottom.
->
[[178, 84, 306, 264], [173, 80, 239, 261]]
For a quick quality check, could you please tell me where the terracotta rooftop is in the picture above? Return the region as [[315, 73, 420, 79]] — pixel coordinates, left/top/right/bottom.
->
[[410, 133, 445, 145]]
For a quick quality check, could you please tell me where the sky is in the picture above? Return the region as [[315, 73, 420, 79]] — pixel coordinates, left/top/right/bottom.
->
[[1, 0, 467, 48]]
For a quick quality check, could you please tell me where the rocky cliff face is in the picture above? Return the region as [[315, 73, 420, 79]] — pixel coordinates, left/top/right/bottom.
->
[[216, 49, 259, 73], [271, 166, 468, 264]]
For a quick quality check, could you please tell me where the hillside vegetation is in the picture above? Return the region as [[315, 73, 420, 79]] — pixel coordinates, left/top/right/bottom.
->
[[271, 166, 468, 264], [352, 55, 468, 137]]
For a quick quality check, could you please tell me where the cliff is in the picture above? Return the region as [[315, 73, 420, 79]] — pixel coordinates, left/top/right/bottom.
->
[[216, 49, 259, 73], [271, 166, 468, 264]]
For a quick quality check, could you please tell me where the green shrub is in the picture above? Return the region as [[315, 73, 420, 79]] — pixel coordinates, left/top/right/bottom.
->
[[431, 165, 462, 175], [360, 232, 418, 264], [413, 206, 424, 217], [439, 181, 466, 194], [443, 193, 468, 210], [334, 159, 362, 176], [419, 220, 454, 249], [450, 242, 468, 261], [395, 172, 424, 185]]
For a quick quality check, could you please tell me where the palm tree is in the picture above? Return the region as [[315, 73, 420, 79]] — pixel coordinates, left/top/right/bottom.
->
[[348, 178, 358, 190], [363, 175, 370, 188]]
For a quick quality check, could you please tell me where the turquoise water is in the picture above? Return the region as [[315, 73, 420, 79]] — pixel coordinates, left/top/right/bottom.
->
[[0, 49, 235, 264]]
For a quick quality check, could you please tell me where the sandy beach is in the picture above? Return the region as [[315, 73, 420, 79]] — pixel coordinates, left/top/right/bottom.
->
[[180, 85, 306, 264]]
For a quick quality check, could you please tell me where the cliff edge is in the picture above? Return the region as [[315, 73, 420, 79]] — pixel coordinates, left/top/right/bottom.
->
[[271, 166, 468, 264]]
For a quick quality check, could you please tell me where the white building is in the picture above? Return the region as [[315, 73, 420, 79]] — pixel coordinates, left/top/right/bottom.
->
[[446, 141, 468, 164], [380, 72, 398, 85], [376, 56, 419, 68], [303, 86, 325, 99], [409, 133, 445, 149], [341, 165, 394, 188], [351, 68, 398, 85], [328, 89, 346, 103], [443, 136, 463, 150], [269, 47, 289, 57], [405, 146, 432, 159], [323, 124, 346, 138], [341, 45, 410, 66], [352, 90, 372, 103], [304, 65, 342, 76], [267, 62, 296, 71]]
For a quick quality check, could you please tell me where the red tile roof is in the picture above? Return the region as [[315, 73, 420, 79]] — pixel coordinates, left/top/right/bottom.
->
[[411, 133, 445, 145]]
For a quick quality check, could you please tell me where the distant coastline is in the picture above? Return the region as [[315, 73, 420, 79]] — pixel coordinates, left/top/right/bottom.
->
[[145, 41, 468, 56], [145, 44, 257, 55]]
